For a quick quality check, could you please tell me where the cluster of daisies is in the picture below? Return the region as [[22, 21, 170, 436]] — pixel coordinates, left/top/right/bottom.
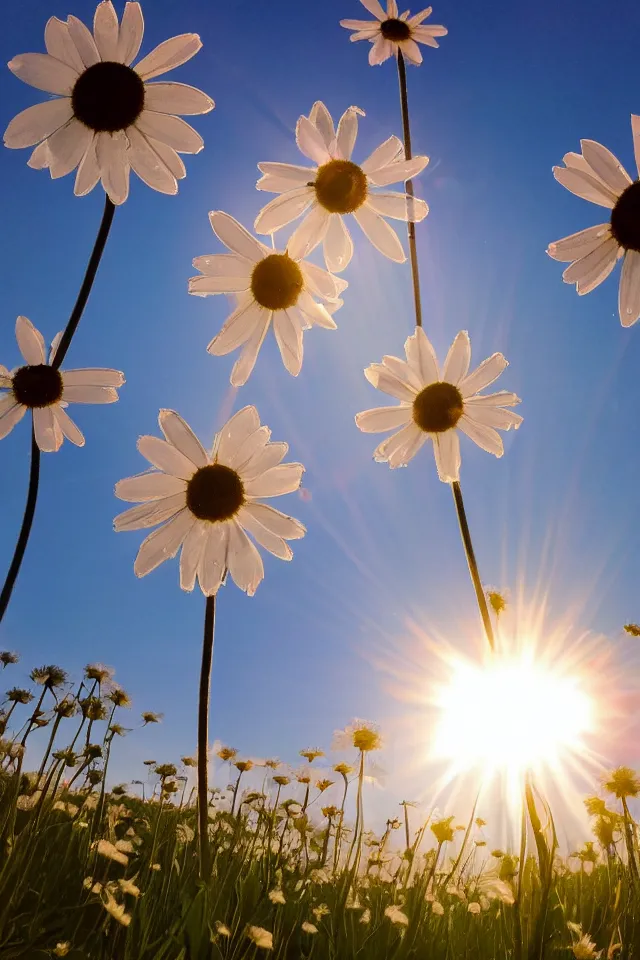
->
[[3, 0, 634, 605]]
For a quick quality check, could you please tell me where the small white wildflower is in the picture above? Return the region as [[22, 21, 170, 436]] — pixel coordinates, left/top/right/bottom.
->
[[247, 926, 273, 949], [269, 889, 286, 905], [385, 905, 409, 926]]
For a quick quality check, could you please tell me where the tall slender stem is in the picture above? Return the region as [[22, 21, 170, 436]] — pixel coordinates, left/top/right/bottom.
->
[[0, 430, 40, 624], [197, 594, 216, 880], [0, 197, 116, 624], [396, 51, 422, 329], [451, 480, 495, 650]]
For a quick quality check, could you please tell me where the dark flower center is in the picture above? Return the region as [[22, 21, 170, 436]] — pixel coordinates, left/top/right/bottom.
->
[[12, 365, 63, 408], [610, 180, 640, 252], [413, 381, 464, 433], [251, 254, 304, 310], [314, 160, 368, 214], [380, 18, 412, 41], [72, 62, 145, 133], [186, 464, 245, 522]]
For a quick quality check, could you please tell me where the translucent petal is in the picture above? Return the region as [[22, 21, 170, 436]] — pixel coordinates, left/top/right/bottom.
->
[[254, 188, 314, 234], [33, 406, 62, 453], [361, 135, 404, 175], [115, 471, 187, 502], [8, 53, 77, 95], [405, 326, 439, 384], [0, 397, 27, 441], [273, 310, 304, 376], [441, 331, 471, 386], [96, 131, 130, 205], [44, 17, 85, 72], [4, 99, 73, 150], [355, 405, 413, 433], [94, 2, 119, 62], [16, 315, 46, 365], [547, 224, 611, 262], [180, 520, 209, 592], [296, 115, 331, 165], [367, 156, 429, 187], [117, 2, 144, 65], [114, 493, 186, 531], [459, 354, 508, 398], [244, 463, 304, 498], [458, 415, 503, 457], [432, 430, 461, 481], [237, 506, 292, 561], [322, 215, 353, 273], [158, 409, 208, 468], [47, 119, 91, 179], [136, 112, 203, 154], [226, 521, 264, 597], [137, 435, 198, 479], [207, 298, 266, 356], [354, 205, 406, 262], [209, 211, 265, 263], [66, 16, 100, 68], [134, 34, 202, 81], [287, 206, 331, 262], [244, 502, 305, 540], [134, 510, 194, 577], [143, 81, 214, 115], [215, 407, 260, 465], [309, 101, 335, 149], [619, 249, 640, 327], [364, 363, 417, 402], [580, 139, 631, 197]]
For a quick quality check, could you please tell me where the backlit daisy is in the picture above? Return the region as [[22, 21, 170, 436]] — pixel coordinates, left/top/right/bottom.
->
[[254, 101, 429, 272], [548, 117, 640, 327], [4, 1, 214, 204], [0, 315, 124, 453], [114, 406, 306, 596], [340, 1, 448, 66], [355, 327, 522, 481], [189, 211, 347, 385]]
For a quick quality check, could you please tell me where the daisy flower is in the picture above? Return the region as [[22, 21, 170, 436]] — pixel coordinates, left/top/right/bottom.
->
[[114, 406, 306, 597], [548, 117, 640, 327], [4, 1, 214, 205], [0, 315, 124, 453], [254, 101, 429, 272], [189, 211, 347, 385], [355, 327, 522, 481], [340, 1, 448, 66], [333, 719, 383, 753]]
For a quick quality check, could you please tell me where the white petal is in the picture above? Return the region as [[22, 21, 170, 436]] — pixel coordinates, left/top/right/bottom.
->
[[580, 140, 631, 197], [361, 135, 404, 175], [96, 131, 130, 205], [143, 81, 214, 115], [562, 237, 619, 294], [62, 384, 119, 404], [226, 522, 264, 597], [433, 430, 461, 481], [297, 292, 338, 329], [400, 38, 423, 64], [198, 524, 228, 596], [215, 407, 261, 465], [16, 315, 46, 365], [458, 415, 503, 457], [309, 101, 335, 149], [8, 53, 77, 95], [189, 274, 250, 295], [4, 99, 73, 149], [442, 331, 471, 386], [47, 119, 91, 179], [369, 35, 394, 65], [180, 520, 209, 592], [254, 188, 314, 234], [241, 442, 289, 482], [145, 135, 185, 180], [381, 354, 423, 391], [373, 422, 425, 467], [409, 7, 434, 26], [136, 112, 203, 153], [134, 509, 195, 578], [126, 125, 177, 195], [348, 25, 383, 40], [244, 463, 304, 498], [619, 250, 640, 327], [553, 164, 617, 208], [340, 18, 382, 30], [296, 115, 331, 165], [360, 0, 386, 19], [463, 391, 521, 407], [66, 16, 100, 68], [228, 426, 270, 475], [406, 326, 439, 384], [0, 397, 27, 441], [117, 2, 144, 65], [459, 354, 508, 398], [298, 258, 343, 300], [387, 0, 399, 15], [135, 34, 202, 81], [463, 402, 523, 431], [209, 211, 266, 263], [158, 409, 208, 468], [336, 106, 363, 161], [237, 506, 292, 561], [273, 310, 304, 376], [114, 493, 186, 531], [244, 502, 305, 540], [354, 205, 406, 262], [323, 215, 353, 273], [94, 2, 119, 61], [364, 363, 417, 402], [411, 25, 447, 44], [62, 368, 124, 387], [44, 17, 85, 73], [137, 435, 198, 479], [115, 472, 187, 502], [367, 156, 429, 187], [257, 161, 315, 190], [287, 206, 331, 261], [355, 405, 413, 433], [28, 141, 51, 170], [366, 190, 428, 222], [547, 224, 611, 262], [75, 137, 100, 196], [33, 406, 63, 453], [208, 298, 267, 356]]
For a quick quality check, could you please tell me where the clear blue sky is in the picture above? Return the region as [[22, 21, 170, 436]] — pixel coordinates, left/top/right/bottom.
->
[[1, 0, 640, 820]]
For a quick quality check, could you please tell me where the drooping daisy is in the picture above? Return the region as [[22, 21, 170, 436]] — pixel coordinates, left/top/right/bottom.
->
[[355, 327, 522, 481], [548, 117, 640, 327], [340, 1, 448, 66], [254, 102, 429, 272], [0, 315, 124, 453], [4, 1, 214, 205], [189, 211, 347, 385], [114, 406, 306, 597]]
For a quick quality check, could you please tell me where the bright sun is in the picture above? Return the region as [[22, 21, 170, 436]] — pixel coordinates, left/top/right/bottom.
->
[[432, 649, 595, 795]]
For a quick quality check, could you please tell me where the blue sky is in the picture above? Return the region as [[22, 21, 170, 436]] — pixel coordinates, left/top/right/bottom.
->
[[1, 0, 640, 824]]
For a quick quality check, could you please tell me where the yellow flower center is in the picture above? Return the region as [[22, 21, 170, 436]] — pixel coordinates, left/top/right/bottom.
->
[[412, 382, 464, 433], [314, 159, 368, 214], [251, 254, 304, 310], [352, 728, 381, 752]]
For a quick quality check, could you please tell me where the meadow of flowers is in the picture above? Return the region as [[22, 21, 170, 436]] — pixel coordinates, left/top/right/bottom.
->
[[1, 0, 640, 957]]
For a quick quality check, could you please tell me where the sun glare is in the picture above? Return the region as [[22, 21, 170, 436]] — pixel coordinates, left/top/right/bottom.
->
[[432, 649, 595, 796]]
